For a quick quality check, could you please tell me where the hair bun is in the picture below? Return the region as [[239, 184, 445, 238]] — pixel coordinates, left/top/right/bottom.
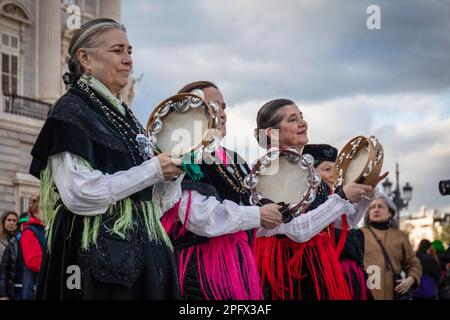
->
[[62, 72, 75, 85]]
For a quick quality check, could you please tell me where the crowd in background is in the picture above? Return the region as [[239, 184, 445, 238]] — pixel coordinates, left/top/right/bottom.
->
[[0, 193, 45, 300]]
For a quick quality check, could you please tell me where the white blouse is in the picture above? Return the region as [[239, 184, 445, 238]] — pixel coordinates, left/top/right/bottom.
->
[[177, 190, 373, 243], [49, 152, 183, 216], [256, 194, 372, 242]]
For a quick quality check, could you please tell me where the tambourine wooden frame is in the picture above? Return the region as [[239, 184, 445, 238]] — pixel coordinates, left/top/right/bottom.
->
[[146, 93, 220, 157], [332, 135, 384, 188]]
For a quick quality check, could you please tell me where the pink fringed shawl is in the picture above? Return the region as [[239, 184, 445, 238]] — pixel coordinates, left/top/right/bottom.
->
[[161, 190, 263, 300]]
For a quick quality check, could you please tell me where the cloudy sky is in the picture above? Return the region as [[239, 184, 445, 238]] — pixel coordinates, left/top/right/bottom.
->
[[122, 0, 450, 215]]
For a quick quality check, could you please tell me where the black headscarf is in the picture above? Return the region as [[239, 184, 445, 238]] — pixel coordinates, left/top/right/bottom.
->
[[302, 144, 338, 168]]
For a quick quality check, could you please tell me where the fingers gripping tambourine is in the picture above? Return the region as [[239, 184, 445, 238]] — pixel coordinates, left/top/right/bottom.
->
[[244, 147, 321, 223], [332, 135, 388, 188], [146, 91, 222, 161]]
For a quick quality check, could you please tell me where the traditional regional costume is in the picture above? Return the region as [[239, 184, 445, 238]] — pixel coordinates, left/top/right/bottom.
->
[[254, 144, 373, 300], [162, 147, 264, 300], [30, 75, 181, 299]]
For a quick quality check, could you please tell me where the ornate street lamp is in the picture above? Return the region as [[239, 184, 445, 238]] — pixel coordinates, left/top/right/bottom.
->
[[382, 178, 393, 195], [402, 182, 413, 203]]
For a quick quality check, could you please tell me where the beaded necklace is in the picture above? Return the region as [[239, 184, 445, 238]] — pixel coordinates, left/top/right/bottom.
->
[[216, 164, 247, 194], [76, 75, 146, 165], [212, 151, 247, 194]]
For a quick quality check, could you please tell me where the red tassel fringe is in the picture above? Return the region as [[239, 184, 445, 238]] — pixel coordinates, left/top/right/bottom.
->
[[255, 230, 352, 300]]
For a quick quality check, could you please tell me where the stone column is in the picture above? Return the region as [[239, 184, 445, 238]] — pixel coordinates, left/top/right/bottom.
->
[[38, 0, 61, 103], [99, 0, 121, 22]]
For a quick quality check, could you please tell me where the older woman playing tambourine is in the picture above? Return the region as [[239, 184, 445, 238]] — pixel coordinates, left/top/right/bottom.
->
[[30, 18, 182, 300]]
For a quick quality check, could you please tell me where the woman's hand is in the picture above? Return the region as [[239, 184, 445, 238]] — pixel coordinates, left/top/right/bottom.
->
[[260, 203, 283, 230], [156, 153, 183, 181], [394, 276, 415, 295], [343, 183, 373, 203]]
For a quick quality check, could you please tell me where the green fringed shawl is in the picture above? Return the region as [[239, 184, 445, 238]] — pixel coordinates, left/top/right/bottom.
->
[[39, 158, 172, 252]]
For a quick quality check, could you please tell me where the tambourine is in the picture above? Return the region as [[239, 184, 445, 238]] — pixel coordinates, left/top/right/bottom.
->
[[146, 92, 222, 160], [332, 135, 384, 188], [244, 147, 321, 223]]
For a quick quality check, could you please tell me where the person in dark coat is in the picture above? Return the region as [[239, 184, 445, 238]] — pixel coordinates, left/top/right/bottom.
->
[[0, 216, 28, 300], [413, 239, 440, 300]]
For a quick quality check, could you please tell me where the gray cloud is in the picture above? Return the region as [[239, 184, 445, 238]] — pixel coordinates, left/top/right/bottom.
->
[[124, 0, 450, 112]]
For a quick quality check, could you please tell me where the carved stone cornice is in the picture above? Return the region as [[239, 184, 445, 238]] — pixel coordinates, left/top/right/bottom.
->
[[0, 0, 33, 25]]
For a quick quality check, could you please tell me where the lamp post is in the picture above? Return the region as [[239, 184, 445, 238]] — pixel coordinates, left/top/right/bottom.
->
[[381, 163, 413, 227]]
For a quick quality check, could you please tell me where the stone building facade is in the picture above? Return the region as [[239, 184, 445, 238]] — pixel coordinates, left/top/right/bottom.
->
[[400, 206, 450, 249]]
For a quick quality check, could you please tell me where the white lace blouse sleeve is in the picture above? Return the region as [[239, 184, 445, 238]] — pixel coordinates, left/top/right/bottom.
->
[[152, 174, 184, 218], [177, 190, 260, 237], [50, 152, 164, 216], [333, 195, 374, 229], [257, 194, 356, 243]]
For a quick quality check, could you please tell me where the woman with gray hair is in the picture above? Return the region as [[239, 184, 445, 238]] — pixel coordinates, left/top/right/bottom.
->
[[30, 18, 182, 299], [361, 194, 422, 300]]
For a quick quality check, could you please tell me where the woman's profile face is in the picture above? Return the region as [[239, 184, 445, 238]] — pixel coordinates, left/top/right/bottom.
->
[[270, 104, 308, 149], [4, 214, 18, 233], [83, 28, 133, 96], [316, 160, 335, 189], [368, 197, 392, 223], [203, 86, 227, 138]]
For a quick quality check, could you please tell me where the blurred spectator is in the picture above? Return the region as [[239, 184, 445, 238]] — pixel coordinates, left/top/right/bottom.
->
[[0, 217, 28, 300], [361, 195, 422, 300], [437, 244, 450, 300], [431, 240, 446, 297], [0, 211, 18, 262], [413, 239, 440, 300], [19, 192, 46, 299], [432, 240, 445, 256]]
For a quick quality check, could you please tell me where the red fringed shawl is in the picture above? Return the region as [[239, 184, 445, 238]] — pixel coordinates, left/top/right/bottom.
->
[[255, 216, 351, 300]]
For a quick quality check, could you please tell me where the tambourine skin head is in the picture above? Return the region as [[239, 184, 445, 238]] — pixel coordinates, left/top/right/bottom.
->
[[247, 148, 318, 218], [146, 93, 220, 158], [333, 135, 384, 188], [256, 156, 310, 204]]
